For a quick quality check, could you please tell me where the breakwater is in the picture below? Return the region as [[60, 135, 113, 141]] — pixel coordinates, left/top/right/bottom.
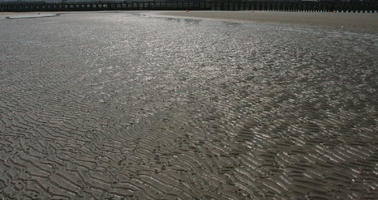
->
[[1, 0, 377, 12]]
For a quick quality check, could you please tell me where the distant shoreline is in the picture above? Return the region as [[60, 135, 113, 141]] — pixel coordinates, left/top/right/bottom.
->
[[155, 11, 378, 34]]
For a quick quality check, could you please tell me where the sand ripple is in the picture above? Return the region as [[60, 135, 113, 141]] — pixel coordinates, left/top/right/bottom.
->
[[0, 12, 377, 199]]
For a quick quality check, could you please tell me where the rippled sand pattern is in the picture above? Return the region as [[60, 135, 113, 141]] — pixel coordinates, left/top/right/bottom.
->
[[0, 12, 377, 200]]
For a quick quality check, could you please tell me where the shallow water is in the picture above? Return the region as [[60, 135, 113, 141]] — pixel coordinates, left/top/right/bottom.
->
[[0, 12, 377, 200]]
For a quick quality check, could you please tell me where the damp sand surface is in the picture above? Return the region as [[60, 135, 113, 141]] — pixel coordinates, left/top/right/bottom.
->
[[0, 11, 377, 200], [156, 10, 378, 33]]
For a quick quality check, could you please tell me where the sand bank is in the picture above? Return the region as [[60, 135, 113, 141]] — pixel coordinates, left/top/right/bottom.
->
[[156, 11, 378, 33]]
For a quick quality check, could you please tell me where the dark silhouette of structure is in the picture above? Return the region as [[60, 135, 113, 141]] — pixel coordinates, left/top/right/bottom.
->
[[0, 0, 377, 12]]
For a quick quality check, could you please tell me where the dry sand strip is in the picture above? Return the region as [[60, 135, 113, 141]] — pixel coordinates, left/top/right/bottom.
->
[[6, 13, 59, 19], [155, 11, 378, 34], [0, 12, 56, 19]]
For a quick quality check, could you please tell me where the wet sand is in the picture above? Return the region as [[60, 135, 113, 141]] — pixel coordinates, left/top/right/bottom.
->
[[156, 11, 378, 33], [0, 11, 377, 199]]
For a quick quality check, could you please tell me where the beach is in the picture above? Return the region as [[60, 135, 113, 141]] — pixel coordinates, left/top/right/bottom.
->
[[156, 10, 378, 33], [0, 11, 377, 199]]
